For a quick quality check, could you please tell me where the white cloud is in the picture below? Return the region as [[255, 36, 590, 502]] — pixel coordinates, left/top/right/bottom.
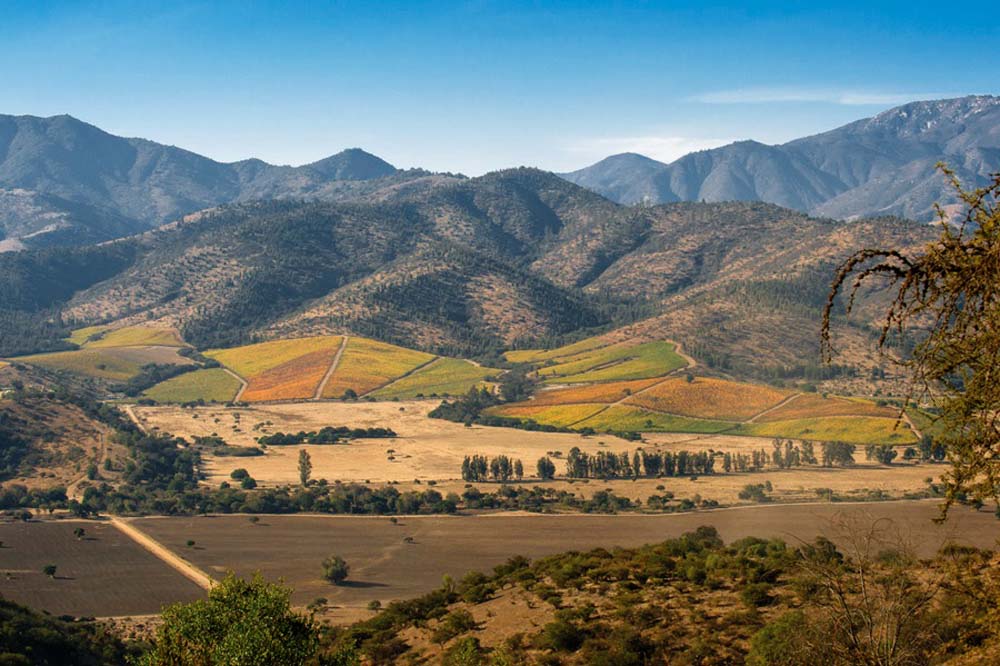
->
[[564, 135, 733, 165], [688, 87, 959, 106]]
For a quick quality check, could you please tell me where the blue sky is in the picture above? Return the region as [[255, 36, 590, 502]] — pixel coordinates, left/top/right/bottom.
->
[[3, 1, 997, 174]]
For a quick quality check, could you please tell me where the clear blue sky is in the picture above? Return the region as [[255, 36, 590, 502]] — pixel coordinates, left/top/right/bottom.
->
[[4, 1, 997, 174]]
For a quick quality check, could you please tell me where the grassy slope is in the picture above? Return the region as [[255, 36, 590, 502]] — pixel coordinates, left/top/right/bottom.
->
[[14, 349, 141, 381], [82, 325, 185, 348]]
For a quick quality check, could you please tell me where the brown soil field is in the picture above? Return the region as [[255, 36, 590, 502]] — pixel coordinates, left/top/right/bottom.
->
[[0, 519, 204, 617], [132, 502, 999, 622], [134, 402, 941, 503]]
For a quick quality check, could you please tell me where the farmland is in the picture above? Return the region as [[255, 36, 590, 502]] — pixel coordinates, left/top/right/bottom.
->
[[755, 392, 902, 422], [369, 357, 499, 399], [571, 404, 735, 433], [142, 368, 241, 404], [205, 336, 343, 402], [535, 340, 687, 383], [129, 502, 996, 620], [624, 377, 790, 420], [736, 415, 918, 445], [528, 378, 663, 405], [321, 337, 434, 398], [14, 349, 143, 381], [79, 325, 185, 349], [0, 519, 204, 617], [504, 335, 614, 364]]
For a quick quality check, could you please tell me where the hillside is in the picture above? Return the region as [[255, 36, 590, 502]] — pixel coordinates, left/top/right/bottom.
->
[[563, 95, 1000, 221], [0, 170, 934, 380], [0, 114, 428, 248]]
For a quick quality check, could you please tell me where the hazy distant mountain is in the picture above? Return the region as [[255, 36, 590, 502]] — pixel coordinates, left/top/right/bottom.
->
[[0, 114, 405, 248], [562, 95, 1000, 221]]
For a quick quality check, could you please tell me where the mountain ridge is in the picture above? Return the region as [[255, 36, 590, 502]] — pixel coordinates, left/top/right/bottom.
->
[[0, 113, 407, 249], [562, 95, 1000, 221]]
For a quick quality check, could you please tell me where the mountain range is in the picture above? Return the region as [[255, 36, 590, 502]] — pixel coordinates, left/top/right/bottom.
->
[[0, 113, 426, 249], [0, 167, 934, 386], [1, 95, 996, 251], [562, 95, 1000, 221]]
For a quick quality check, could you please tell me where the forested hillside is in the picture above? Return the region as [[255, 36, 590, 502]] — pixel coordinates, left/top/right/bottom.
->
[[0, 169, 933, 376]]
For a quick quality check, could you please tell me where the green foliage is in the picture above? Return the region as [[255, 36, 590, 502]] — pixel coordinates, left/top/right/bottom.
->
[[322, 555, 350, 585], [139, 573, 318, 665], [0, 597, 133, 665]]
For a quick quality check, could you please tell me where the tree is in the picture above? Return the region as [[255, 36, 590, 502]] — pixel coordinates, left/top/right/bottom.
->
[[823, 169, 1000, 509], [322, 555, 349, 585], [536, 456, 555, 480], [865, 444, 897, 465], [42, 564, 57, 578], [297, 449, 312, 487], [513, 459, 523, 481], [138, 573, 318, 665]]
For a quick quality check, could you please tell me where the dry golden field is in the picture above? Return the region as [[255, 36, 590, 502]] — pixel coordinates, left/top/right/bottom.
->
[[133, 401, 941, 505]]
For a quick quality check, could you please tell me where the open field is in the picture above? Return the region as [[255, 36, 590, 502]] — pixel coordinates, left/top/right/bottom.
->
[[239, 348, 340, 402], [625, 377, 790, 421], [369, 358, 499, 399], [536, 341, 686, 384], [321, 337, 433, 398], [80, 325, 185, 349], [135, 401, 940, 504], [142, 368, 241, 403], [130, 502, 998, 620], [0, 519, 204, 617]]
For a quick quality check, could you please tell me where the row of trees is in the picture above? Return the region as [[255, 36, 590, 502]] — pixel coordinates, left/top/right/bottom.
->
[[460, 455, 524, 482]]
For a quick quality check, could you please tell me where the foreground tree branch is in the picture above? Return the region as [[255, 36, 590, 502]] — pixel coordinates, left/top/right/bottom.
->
[[822, 167, 1000, 512]]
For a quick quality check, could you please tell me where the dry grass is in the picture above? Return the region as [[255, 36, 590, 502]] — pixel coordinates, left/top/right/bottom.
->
[[369, 358, 499, 399], [67, 324, 110, 346], [322, 337, 434, 398], [206, 336, 342, 379], [625, 377, 790, 420], [756, 393, 900, 422], [526, 378, 663, 405], [143, 368, 241, 403]]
